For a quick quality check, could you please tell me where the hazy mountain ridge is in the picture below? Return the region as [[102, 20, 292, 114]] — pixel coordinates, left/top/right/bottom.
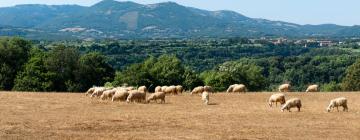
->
[[0, 0, 357, 39]]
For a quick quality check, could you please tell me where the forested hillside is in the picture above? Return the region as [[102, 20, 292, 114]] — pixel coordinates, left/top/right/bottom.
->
[[0, 0, 359, 39]]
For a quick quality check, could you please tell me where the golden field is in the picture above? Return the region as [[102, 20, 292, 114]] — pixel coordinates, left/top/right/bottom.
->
[[0, 92, 359, 140]]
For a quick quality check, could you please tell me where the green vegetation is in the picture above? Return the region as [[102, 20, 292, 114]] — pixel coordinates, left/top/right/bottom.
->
[[0, 37, 31, 90], [200, 59, 266, 91], [9, 38, 115, 92], [342, 60, 360, 91], [1, 37, 360, 92]]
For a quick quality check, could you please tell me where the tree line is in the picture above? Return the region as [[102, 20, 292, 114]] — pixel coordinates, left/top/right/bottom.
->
[[1, 37, 114, 92], [1, 37, 360, 92]]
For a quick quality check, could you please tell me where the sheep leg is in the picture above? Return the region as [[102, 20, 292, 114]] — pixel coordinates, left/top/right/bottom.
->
[[298, 106, 301, 112], [336, 106, 339, 112], [275, 102, 277, 107], [343, 105, 348, 112]]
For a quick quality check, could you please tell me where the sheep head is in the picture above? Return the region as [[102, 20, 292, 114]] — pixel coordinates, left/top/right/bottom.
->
[[327, 104, 333, 112], [327, 101, 334, 112], [280, 104, 288, 112], [280, 99, 286, 105]]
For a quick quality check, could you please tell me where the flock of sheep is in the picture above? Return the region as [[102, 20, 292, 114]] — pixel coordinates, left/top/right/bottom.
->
[[84, 83, 349, 113], [269, 84, 348, 112], [85, 85, 184, 104]]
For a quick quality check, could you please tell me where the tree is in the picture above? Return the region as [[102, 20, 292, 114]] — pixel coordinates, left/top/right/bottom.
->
[[113, 63, 153, 88], [13, 48, 55, 91], [201, 70, 233, 91], [113, 55, 188, 91], [76, 52, 115, 91], [0, 37, 31, 90], [342, 60, 360, 91], [149, 55, 185, 86], [201, 59, 267, 91], [182, 67, 204, 90], [45, 45, 80, 91]]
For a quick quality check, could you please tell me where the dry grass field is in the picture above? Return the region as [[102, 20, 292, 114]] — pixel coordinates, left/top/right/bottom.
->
[[0, 92, 359, 140]]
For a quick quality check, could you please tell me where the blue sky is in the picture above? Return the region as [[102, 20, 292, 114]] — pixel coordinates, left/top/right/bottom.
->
[[0, 0, 359, 26]]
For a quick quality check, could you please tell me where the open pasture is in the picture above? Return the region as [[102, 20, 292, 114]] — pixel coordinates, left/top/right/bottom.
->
[[0, 92, 359, 140]]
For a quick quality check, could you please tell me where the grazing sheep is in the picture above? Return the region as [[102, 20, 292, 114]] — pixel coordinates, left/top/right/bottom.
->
[[202, 91, 210, 105], [91, 87, 107, 98], [279, 84, 291, 92], [233, 84, 246, 93], [268, 93, 286, 107], [138, 86, 147, 93], [164, 86, 177, 95], [306, 85, 319, 92], [126, 90, 146, 103], [191, 86, 204, 95], [146, 92, 166, 104], [161, 86, 168, 92], [281, 98, 302, 112], [176, 85, 183, 94], [226, 85, 236, 93], [155, 86, 162, 92], [327, 97, 348, 112], [85, 87, 96, 96], [100, 89, 117, 100], [112, 90, 129, 102], [204, 86, 213, 93]]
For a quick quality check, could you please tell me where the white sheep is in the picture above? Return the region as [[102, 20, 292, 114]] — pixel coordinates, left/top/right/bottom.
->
[[281, 98, 302, 112], [100, 89, 116, 100], [161, 86, 168, 92], [176, 85, 183, 94], [279, 84, 291, 92], [138, 86, 147, 93], [85, 87, 96, 96], [146, 92, 166, 104], [327, 97, 348, 112], [90, 87, 106, 98], [191, 86, 204, 95], [306, 85, 319, 92], [268, 93, 286, 107], [163, 86, 177, 95], [112, 90, 129, 102], [204, 86, 213, 93], [233, 84, 246, 93], [202, 91, 210, 105], [126, 90, 146, 103], [155, 86, 162, 92], [226, 85, 236, 93]]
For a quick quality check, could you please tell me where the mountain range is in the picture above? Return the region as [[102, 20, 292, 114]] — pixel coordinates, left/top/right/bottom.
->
[[0, 0, 359, 40]]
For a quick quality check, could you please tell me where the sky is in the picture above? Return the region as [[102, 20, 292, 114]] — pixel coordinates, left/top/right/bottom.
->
[[0, 0, 359, 26]]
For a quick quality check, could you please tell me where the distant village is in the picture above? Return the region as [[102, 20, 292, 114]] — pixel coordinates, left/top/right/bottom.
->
[[250, 37, 360, 47]]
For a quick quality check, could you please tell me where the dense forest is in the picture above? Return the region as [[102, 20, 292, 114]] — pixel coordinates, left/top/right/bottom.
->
[[2, 37, 360, 92]]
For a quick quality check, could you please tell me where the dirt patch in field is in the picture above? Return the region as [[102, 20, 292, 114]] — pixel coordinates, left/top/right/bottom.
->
[[0, 92, 359, 140]]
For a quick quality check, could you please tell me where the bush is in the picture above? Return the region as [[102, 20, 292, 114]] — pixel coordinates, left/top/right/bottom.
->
[[321, 82, 342, 92]]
